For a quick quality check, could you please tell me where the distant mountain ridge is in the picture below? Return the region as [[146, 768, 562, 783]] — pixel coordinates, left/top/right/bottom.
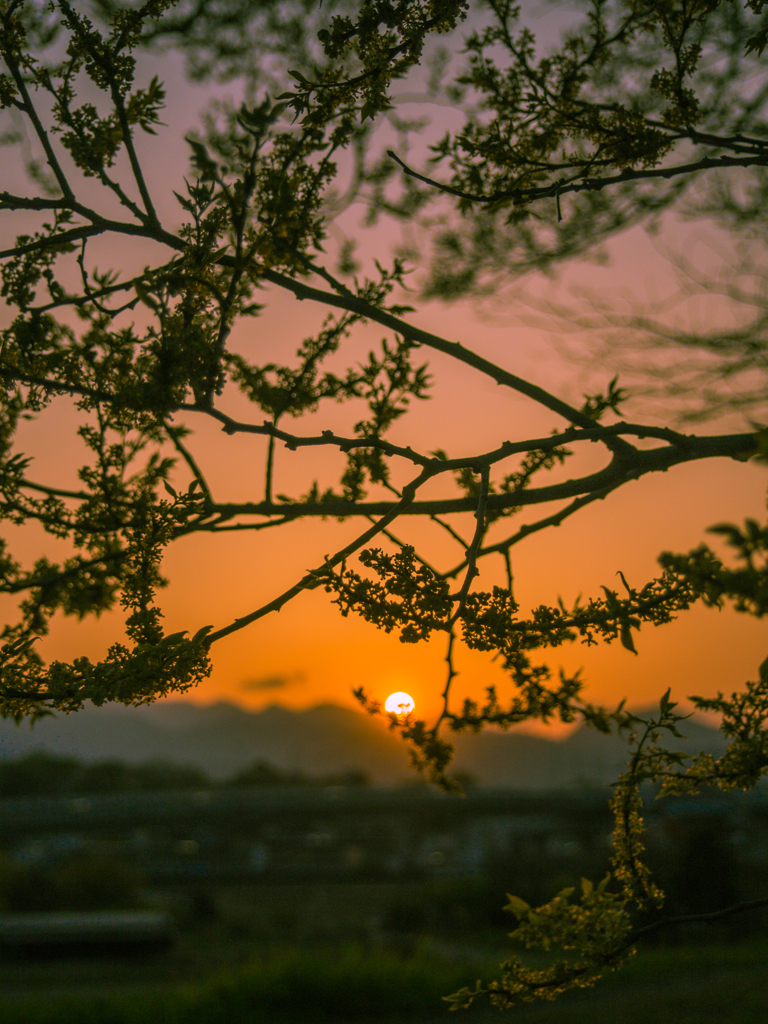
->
[[0, 700, 727, 790]]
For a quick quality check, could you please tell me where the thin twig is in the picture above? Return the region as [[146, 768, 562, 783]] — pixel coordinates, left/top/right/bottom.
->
[[436, 626, 459, 730], [450, 465, 490, 625], [502, 548, 514, 598], [165, 423, 213, 502], [265, 428, 276, 506]]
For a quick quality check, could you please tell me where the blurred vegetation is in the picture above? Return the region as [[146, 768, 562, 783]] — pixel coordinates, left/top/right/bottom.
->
[[0, 751, 370, 797], [229, 761, 369, 788], [0, 941, 766, 1024], [0, 752, 209, 797]]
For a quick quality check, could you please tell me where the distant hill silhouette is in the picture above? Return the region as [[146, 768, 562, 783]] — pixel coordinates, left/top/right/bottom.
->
[[0, 700, 727, 790]]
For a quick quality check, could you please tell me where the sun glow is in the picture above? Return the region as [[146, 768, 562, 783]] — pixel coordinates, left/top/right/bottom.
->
[[384, 691, 415, 716]]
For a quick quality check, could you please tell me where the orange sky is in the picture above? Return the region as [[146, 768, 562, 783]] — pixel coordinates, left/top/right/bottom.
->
[[7, 270, 766, 732], [2, 35, 767, 736]]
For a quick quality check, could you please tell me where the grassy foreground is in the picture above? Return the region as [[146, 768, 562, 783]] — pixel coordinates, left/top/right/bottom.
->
[[1, 940, 766, 1024]]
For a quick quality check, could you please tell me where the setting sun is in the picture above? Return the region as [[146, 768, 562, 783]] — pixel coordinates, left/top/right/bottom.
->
[[384, 692, 415, 716]]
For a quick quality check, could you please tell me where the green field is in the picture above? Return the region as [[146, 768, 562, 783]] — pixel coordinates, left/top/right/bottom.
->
[[1, 939, 766, 1024]]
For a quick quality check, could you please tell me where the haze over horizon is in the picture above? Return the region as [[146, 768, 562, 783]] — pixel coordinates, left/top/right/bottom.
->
[[0, 696, 729, 790]]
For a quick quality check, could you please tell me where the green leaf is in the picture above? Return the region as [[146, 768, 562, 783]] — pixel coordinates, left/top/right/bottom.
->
[[504, 894, 531, 917], [620, 621, 637, 654]]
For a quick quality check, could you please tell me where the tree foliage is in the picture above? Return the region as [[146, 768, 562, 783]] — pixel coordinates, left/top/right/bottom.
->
[[376, 0, 768, 293], [1, 0, 768, 1007]]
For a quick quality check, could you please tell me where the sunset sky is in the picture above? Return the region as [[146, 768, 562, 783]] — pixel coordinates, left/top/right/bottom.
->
[[2, 10, 766, 736]]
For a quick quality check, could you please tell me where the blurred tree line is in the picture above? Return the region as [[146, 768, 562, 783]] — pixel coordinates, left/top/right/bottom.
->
[[0, 751, 370, 797]]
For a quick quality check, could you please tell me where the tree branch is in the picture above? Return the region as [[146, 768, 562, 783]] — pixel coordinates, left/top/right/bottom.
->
[[205, 463, 437, 644], [387, 149, 768, 210], [254, 257, 635, 452], [207, 430, 756, 519], [443, 484, 623, 579]]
